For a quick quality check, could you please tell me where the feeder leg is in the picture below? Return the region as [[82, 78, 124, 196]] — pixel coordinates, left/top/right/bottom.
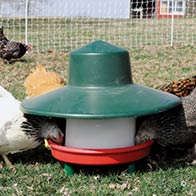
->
[[64, 163, 74, 176], [127, 163, 135, 174]]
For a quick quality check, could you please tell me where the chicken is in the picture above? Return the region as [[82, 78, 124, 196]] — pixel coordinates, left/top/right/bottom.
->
[[136, 75, 196, 146], [160, 75, 196, 97], [135, 76, 196, 166], [135, 87, 196, 149], [0, 86, 64, 167], [0, 26, 8, 43], [0, 26, 31, 63], [182, 87, 196, 129], [24, 64, 65, 98]]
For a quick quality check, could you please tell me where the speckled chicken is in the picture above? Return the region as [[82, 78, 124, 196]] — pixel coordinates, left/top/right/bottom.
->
[[0, 26, 31, 63], [135, 87, 196, 149], [160, 75, 196, 97]]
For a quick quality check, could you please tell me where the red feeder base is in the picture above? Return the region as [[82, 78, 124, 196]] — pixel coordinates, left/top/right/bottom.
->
[[48, 140, 154, 165]]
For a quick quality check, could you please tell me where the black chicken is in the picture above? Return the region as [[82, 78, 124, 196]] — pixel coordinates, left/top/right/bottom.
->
[[0, 26, 8, 43], [0, 26, 31, 63]]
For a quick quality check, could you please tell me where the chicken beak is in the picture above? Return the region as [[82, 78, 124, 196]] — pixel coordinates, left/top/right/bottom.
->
[[44, 139, 50, 149]]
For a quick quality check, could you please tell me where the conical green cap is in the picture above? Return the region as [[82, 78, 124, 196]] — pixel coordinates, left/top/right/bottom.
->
[[69, 40, 132, 87], [21, 41, 180, 118]]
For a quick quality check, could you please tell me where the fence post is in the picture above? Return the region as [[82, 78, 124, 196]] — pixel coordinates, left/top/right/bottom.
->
[[170, 0, 174, 46], [25, 0, 29, 45]]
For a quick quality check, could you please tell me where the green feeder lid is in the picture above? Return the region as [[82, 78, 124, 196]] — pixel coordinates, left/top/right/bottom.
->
[[21, 41, 180, 118]]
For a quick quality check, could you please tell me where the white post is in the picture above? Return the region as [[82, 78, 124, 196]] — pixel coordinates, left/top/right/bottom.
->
[[128, 0, 131, 18], [25, 0, 29, 45], [170, 0, 174, 46]]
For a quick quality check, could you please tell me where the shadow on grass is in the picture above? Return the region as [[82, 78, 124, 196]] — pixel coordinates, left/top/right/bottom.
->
[[5, 146, 134, 175], [4, 143, 194, 175], [135, 143, 195, 174], [62, 157, 191, 176], [0, 58, 33, 65], [7, 145, 56, 165]]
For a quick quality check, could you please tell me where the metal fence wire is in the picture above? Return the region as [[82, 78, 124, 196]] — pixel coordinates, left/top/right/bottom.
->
[[0, 0, 196, 53]]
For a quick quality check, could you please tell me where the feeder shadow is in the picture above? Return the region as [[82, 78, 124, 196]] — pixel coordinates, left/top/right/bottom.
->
[[7, 145, 56, 165], [67, 143, 196, 175], [135, 143, 195, 173], [6, 143, 194, 174], [63, 163, 132, 176]]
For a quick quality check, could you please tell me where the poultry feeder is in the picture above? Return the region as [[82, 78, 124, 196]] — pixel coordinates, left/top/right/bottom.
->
[[21, 40, 180, 174]]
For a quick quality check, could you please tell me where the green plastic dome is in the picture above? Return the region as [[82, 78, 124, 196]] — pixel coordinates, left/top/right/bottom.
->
[[21, 41, 180, 118]]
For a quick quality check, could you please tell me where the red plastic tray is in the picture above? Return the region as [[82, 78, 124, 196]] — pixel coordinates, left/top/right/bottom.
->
[[48, 140, 154, 165]]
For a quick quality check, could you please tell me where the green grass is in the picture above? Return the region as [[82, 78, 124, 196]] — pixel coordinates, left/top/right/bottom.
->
[[1, 44, 195, 100], [0, 148, 196, 195], [0, 44, 196, 195]]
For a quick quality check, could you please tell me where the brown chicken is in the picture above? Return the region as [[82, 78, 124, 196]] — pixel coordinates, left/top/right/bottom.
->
[[160, 75, 196, 97], [24, 64, 65, 97], [0, 26, 31, 63]]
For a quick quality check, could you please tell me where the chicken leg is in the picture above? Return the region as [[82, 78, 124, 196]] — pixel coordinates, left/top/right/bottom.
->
[[2, 154, 13, 167]]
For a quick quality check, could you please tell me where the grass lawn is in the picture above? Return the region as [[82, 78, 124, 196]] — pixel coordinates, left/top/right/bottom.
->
[[0, 45, 196, 195]]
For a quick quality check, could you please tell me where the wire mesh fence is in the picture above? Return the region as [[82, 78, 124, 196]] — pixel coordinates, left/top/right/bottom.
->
[[0, 0, 196, 53]]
